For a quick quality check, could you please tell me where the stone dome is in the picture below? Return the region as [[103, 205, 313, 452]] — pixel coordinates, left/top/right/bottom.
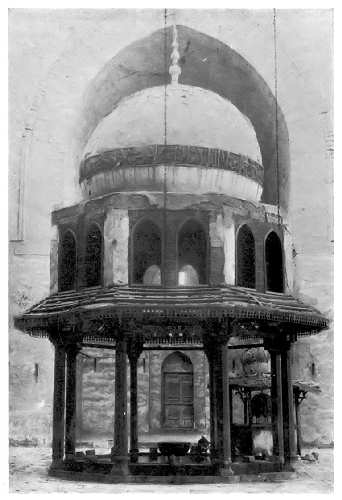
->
[[80, 84, 264, 202], [83, 84, 262, 163]]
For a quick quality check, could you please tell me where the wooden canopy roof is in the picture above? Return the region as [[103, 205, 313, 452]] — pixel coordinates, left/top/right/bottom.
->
[[14, 285, 328, 339]]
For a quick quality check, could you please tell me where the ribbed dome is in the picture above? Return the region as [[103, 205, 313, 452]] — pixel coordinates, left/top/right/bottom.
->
[[83, 84, 262, 164]]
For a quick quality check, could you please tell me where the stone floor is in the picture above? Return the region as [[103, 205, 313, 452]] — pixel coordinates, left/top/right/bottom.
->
[[9, 446, 333, 493]]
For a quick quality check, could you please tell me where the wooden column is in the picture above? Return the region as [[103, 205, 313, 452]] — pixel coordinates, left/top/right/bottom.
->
[[51, 343, 66, 465], [111, 338, 128, 475], [65, 344, 79, 459], [281, 347, 297, 462], [220, 343, 234, 476], [128, 341, 143, 463]]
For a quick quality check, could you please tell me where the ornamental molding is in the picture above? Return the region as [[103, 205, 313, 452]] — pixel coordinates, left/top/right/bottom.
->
[[80, 145, 264, 185]]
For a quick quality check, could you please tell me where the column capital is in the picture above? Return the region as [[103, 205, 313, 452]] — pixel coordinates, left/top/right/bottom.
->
[[127, 338, 144, 364], [65, 343, 82, 355], [264, 336, 293, 354]]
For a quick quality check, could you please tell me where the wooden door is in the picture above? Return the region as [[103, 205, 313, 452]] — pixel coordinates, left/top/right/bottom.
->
[[164, 372, 194, 429]]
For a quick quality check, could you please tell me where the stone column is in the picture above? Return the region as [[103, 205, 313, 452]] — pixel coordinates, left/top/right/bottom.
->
[[111, 338, 128, 475], [51, 343, 66, 466], [220, 342, 234, 476], [65, 344, 80, 459], [128, 341, 143, 463]]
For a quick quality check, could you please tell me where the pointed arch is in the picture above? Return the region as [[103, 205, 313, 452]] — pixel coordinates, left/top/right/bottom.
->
[[162, 351, 193, 373], [236, 224, 256, 288], [265, 231, 284, 292], [85, 223, 103, 287], [59, 229, 77, 292]]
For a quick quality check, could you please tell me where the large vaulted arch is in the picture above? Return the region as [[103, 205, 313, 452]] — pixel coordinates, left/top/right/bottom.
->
[[77, 24, 290, 209]]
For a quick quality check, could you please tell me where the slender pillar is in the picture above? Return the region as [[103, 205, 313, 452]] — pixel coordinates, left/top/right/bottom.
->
[[128, 341, 143, 463], [204, 345, 218, 460], [65, 344, 79, 459], [75, 354, 83, 436], [229, 386, 233, 426], [294, 389, 302, 456], [215, 352, 224, 459], [220, 343, 234, 476], [270, 350, 279, 456], [111, 338, 128, 475], [281, 347, 297, 462], [51, 343, 66, 465], [275, 353, 285, 465]]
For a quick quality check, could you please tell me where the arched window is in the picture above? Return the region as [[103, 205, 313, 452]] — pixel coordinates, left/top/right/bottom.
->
[[132, 220, 161, 284], [265, 232, 284, 292], [162, 352, 194, 429], [59, 230, 77, 292], [178, 264, 199, 286], [236, 225, 255, 288], [143, 264, 161, 285], [85, 224, 102, 287], [178, 219, 207, 285]]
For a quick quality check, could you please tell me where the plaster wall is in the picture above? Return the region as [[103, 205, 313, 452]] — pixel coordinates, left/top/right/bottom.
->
[[103, 209, 129, 285]]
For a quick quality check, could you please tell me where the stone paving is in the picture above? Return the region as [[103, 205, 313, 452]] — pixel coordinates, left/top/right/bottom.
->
[[9, 446, 333, 494]]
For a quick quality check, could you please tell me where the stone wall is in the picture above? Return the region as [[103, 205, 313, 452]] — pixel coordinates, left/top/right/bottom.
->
[[78, 349, 210, 439]]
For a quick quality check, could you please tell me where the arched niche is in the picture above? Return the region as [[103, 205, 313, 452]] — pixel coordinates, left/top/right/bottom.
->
[[132, 219, 161, 284], [85, 224, 103, 287], [78, 25, 289, 209], [265, 231, 284, 292], [59, 230, 77, 292], [162, 352, 194, 429], [143, 264, 161, 286], [178, 219, 207, 285], [236, 225, 256, 288], [178, 264, 200, 286]]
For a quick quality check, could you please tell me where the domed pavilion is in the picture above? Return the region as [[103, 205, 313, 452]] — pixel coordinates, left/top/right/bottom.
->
[[15, 25, 327, 482]]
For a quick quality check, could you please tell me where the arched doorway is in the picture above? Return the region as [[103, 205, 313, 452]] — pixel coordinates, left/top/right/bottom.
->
[[162, 352, 194, 429]]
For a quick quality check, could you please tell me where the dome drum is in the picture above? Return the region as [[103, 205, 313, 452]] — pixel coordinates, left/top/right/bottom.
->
[[80, 144, 264, 202]]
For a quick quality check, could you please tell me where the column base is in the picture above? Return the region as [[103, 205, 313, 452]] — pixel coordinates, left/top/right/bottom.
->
[[220, 461, 234, 477], [111, 448, 129, 476], [129, 449, 139, 463], [50, 459, 64, 471]]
